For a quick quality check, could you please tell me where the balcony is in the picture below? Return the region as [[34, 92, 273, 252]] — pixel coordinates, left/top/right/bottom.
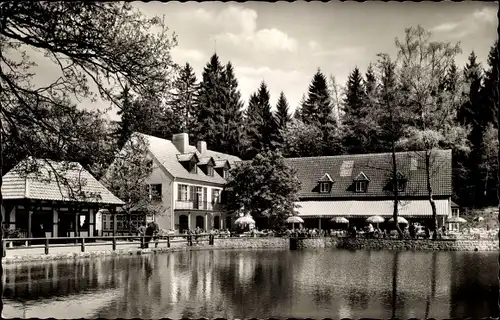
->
[[175, 200, 226, 211]]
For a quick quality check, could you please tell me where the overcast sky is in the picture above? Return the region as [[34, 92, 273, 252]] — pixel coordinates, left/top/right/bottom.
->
[[136, 1, 497, 116], [28, 2, 499, 120]]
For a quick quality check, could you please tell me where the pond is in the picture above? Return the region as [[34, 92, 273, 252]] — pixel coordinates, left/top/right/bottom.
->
[[2, 248, 498, 319]]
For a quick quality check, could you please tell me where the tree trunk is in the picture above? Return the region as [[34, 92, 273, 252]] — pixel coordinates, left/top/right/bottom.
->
[[425, 152, 438, 239], [391, 140, 404, 239]]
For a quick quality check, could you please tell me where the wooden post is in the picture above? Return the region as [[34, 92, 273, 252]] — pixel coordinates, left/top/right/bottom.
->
[[27, 210, 32, 246], [112, 236, 116, 251], [167, 235, 170, 248], [45, 238, 49, 255], [2, 240, 6, 257], [112, 209, 117, 237], [80, 237, 85, 252], [140, 236, 144, 249]]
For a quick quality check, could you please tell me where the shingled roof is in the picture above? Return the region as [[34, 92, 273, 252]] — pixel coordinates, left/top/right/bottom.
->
[[138, 133, 241, 184], [285, 150, 452, 199], [2, 158, 124, 205]]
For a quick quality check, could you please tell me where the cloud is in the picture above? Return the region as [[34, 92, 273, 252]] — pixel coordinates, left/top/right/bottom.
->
[[211, 5, 298, 53], [313, 46, 366, 58], [170, 47, 206, 64], [308, 40, 320, 51], [431, 6, 497, 38], [233, 65, 308, 112], [431, 22, 460, 33]]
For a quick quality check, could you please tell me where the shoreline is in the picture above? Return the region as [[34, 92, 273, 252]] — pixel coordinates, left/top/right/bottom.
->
[[2, 236, 498, 263]]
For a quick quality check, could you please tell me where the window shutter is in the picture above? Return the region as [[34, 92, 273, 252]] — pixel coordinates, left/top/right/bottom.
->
[[177, 185, 182, 200], [203, 188, 207, 202]]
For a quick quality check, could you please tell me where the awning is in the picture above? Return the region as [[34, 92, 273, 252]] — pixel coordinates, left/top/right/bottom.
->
[[296, 199, 450, 218]]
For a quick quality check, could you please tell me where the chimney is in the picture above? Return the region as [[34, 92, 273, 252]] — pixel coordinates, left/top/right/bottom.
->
[[172, 133, 189, 153], [197, 141, 207, 154]]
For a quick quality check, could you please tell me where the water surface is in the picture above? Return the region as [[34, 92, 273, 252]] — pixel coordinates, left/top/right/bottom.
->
[[2, 248, 498, 319]]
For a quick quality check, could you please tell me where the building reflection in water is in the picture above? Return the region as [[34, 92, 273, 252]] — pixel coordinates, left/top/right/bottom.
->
[[2, 249, 498, 319]]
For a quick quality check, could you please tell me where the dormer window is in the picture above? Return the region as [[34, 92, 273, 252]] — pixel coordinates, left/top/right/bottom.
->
[[320, 182, 330, 193], [354, 172, 370, 193], [397, 179, 405, 192], [394, 171, 406, 192], [177, 153, 199, 173], [356, 181, 367, 193], [197, 157, 215, 176], [318, 173, 333, 193], [223, 168, 229, 179]]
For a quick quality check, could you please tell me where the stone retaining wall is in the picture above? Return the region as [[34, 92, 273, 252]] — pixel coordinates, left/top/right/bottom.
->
[[3, 237, 498, 263], [296, 237, 499, 251]]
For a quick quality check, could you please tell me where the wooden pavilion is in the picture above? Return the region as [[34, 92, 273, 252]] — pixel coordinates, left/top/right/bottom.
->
[[1, 158, 124, 240]]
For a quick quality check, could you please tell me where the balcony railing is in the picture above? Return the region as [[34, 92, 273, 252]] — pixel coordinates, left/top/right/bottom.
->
[[175, 200, 226, 211]]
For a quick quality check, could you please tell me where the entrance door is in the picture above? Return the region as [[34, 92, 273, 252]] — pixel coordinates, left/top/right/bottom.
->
[[196, 215, 204, 229], [179, 215, 188, 233], [214, 216, 220, 230]]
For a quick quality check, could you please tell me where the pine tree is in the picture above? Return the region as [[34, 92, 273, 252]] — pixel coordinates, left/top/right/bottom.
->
[[275, 91, 291, 130], [116, 85, 135, 149], [342, 67, 367, 154], [170, 63, 199, 137], [244, 82, 279, 159], [293, 94, 306, 120], [194, 53, 225, 150], [303, 69, 340, 156], [362, 64, 383, 152], [480, 41, 500, 206], [221, 62, 244, 157]]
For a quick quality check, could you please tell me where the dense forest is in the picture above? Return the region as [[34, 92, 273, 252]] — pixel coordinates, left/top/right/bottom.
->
[[1, 2, 498, 210]]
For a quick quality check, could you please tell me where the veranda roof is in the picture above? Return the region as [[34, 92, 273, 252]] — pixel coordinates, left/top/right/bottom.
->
[[296, 199, 451, 218], [2, 158, 124, 205]]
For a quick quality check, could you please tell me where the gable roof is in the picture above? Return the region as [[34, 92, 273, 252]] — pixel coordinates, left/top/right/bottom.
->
[[137, 133, 241, 184], [177, 153, 198, 162], [2, 158, 124, 205], [285, 150, 452, 199], [197, 156, 216, 166], [214, 159, 230, 169], [354, 172, 370, 181], [318, 173, 334, 183]]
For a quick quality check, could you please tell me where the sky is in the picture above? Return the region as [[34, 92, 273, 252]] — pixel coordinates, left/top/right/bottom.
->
[[27, 1, 500, 120]]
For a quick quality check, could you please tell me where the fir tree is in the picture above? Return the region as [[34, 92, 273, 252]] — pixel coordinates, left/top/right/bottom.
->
[[221, 62, 245, 157], [342, 67, 367, 154], [116, 85, 135, 149], [195, 53, 225, 150], [170, 63, 199, 137], [276, 91, 291, 130], [293, 94, 306, 120], [244, 82, 279, 159]]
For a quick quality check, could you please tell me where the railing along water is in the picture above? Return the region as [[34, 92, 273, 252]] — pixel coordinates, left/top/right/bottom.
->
[[0, 233, 222, 257]]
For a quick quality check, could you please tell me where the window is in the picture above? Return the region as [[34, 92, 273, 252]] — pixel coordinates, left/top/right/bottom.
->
[[223, 168, 229, 179], [320, 182, 330, 193], [149, 184, 162, 201], [178, 184, 188, 201], [146, 160, 153, 169], [212, 189, 220, 203], [356, 181, 367, 193], [396, 180, 405, 192], [207, 165, 214, 176]]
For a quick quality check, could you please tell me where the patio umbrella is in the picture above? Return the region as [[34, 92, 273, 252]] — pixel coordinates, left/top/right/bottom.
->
[[447, 216, 467, 224], [388, 216, 409, 225], [366, 215, 385, 224], [285, 215, 304, 230], [235, 214, 255, 226], [330, 217, 349, 224], [366, 215, 385, 229]]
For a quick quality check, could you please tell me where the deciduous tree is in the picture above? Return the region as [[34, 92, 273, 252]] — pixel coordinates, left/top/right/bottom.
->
[[395, 26, 469, 237], [225, 150, 301, 229]]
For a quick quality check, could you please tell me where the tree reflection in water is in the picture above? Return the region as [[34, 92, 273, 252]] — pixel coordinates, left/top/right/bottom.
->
[[2, 249, 498, 319]]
